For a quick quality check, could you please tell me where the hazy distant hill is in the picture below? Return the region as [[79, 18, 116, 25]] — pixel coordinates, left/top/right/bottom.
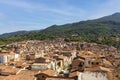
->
[[0, 13, 120, 49], [0, 30, 43, 38], [0, 31, 28, 38]]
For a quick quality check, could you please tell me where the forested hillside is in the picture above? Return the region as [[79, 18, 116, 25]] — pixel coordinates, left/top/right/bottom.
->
[[0, 13, 120, 49]]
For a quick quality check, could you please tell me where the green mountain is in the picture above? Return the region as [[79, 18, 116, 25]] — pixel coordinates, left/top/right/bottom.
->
[[97, 12, 120, 22], [0, 13, 120, 49]]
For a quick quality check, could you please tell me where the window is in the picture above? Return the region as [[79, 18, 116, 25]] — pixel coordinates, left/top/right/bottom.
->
[[42, 75, 45, 78], [96, 62, 99, 65]]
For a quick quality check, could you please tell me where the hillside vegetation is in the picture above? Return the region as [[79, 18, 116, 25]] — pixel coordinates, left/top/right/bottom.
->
[[0, 13, 120, 49]]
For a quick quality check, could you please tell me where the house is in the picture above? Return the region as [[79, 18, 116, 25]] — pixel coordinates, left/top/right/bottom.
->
[[69, 71, 80, 80], [60, 51, 77, 64], [57, 55, 69, 67], [35, 50, 46, 58], [77, 51, 102, 68], [71, 58, 85, 72], [54, 58, 64, 73], [46, 77, 74, 80], [4, 70, 38, 80], [0, 66, 20, 76], [0, 54, 11, 64], [26, 53, 35, 60], [14, 53, 20, 61], [102, 59, 113, 67], [61, 51, 77, 60], [53, 55, 69, 71], [31, 57, 57, 70], [35, 69, 57, 80], [9, 51, 21, 62], [69, 66, 113, 80], [35, 57, 51, 63], [0, 55, 8, 64], [0, 76, 7, 80], [31, 63, 51, 70]]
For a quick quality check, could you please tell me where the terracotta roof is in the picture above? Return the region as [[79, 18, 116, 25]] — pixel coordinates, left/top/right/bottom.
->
[[103, 59, 113, 66], [77, 51, 98, 58], [84, 51, 94, 54], [0, 65, 7, 69], [40, 69, 57, 76], [58, 55, 67, 60], [73, 58, 84, 62], [1, 50, 10, 53], [0, 53, 10, 56], [4, 70, 38, 80], [35, 57, 55, 61], [1, 66, 20, 74], [69, 71, 80, 78], [4, 75, 16, 80], [46, 77, 74, 80], [85, 66, 112, 72], [0, 76, 7, 80]]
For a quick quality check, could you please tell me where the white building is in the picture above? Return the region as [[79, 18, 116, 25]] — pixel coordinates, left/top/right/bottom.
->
[[69, 66, 112, 80], [14, 54, 20, 61], [78, 72, 108, 80], [0, 54, 10, 64]]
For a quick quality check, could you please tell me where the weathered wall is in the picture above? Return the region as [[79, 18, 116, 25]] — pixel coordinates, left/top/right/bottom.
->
[[78, 72, 108, 80]]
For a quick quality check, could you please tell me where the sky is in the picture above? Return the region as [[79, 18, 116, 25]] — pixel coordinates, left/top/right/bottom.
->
[[0, 0, 120, 34]]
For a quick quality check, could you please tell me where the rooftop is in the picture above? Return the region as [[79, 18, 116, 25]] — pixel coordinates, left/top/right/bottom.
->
[[36, 69, 57, 77], [46, 77, 74, 80], [4, 70, 38, 80], [85, 66, 112, 72]]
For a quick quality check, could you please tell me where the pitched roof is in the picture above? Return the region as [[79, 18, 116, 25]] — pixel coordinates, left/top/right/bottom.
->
[[46, 77, 74, 80], [0, 76, 7, 80], [40, 69, 57, 76], [85, 66, 112, 72], [77, 51, 98, 58], [4, 70, 38, 80], [69, 71, 80, 78], [1, 66, 20, 74]]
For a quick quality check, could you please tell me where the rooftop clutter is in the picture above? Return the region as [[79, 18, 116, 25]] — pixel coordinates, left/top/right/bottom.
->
[[0, 39, 119, 80]]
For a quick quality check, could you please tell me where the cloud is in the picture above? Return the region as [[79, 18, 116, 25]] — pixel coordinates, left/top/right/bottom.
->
[[0, 0, 119, 20], [1, 0, 120, 34], [0, 0, 85, 17], [0, 0, 33, 10], [0, 0, 88, 33]]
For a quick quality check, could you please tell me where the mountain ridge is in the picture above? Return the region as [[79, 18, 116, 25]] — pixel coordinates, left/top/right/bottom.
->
[[0, 12, 120, 49], [1, 12, 120, 37]]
